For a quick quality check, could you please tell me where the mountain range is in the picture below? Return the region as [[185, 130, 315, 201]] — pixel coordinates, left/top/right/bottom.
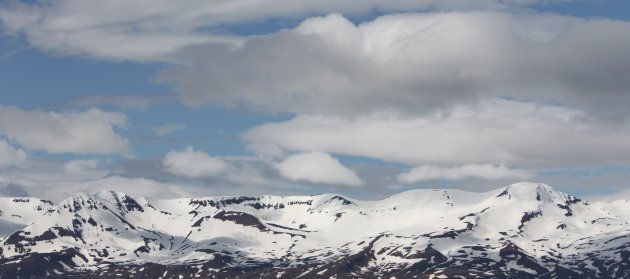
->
[[0, 182, 628, 278]]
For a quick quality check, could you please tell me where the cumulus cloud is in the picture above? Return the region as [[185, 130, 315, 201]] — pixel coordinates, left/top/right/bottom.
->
[[0, 139, 27, 168], [245, 99, 630, 168], [163, 146, 227, 178], [275, 151, 363, 187], [0, 1, 560, 61], [161, 12, 630, 119], [153, 122, 186, 136], [0, 106, 129, 154], [397, 164, 532, 183]]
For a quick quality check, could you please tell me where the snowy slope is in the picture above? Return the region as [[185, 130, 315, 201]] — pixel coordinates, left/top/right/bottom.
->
[[0, 197, 53, 239], [0, 182, 628, 278]]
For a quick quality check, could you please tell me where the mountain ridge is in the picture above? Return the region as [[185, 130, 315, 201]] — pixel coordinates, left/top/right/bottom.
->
[[0, 182, 629, 278]]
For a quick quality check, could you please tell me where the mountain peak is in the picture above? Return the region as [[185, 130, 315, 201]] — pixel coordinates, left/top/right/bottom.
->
[[92, 189, 126, 199], [495, 182, 566, 202]]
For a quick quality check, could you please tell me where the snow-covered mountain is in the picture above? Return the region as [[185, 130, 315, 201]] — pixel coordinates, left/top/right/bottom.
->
[[0, 182, 628, 278]]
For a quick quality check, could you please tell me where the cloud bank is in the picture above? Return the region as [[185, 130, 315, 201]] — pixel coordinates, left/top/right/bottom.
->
[[0, 107, 128, 154], [0, 1, 563, 61], [161, 12, 630, 119], [63, 159, 108, 179], [397, 164, 532, 183], [245, 99, 630, 169]]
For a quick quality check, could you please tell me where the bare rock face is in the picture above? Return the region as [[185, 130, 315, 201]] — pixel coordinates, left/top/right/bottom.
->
[[0, 182, 629, 278]]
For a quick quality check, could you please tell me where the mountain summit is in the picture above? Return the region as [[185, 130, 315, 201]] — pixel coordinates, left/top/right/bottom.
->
[[0, 182, 628, 278]]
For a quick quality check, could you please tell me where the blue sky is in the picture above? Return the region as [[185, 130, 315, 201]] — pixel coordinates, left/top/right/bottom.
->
[[1, 0, 630, 200]]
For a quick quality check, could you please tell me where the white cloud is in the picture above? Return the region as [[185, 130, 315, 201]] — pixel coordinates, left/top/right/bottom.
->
[[63, 159, 108, 179], [64, 159, 99, 174], [0, 139, 27, 168], [0, 0, 241, 61], [0, 106, 129, 154], [275, 151, 363, 187], [397, 164, 532, 183], [588, 189, 630, 202], [162, 12, 630, 119], [153, 122, 186, 136], [163, 146, 227, 178], [0, 1, 559, 61], [245, 99, 630, 168]]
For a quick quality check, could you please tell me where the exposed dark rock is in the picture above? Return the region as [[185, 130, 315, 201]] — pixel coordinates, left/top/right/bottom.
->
[[213, 211, 269, 232], [518, 211, 542, 231]]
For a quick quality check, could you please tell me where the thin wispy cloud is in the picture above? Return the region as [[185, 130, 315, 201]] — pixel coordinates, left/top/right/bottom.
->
[[153, 122, 186, 136], [44, 93, 176, 111]]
